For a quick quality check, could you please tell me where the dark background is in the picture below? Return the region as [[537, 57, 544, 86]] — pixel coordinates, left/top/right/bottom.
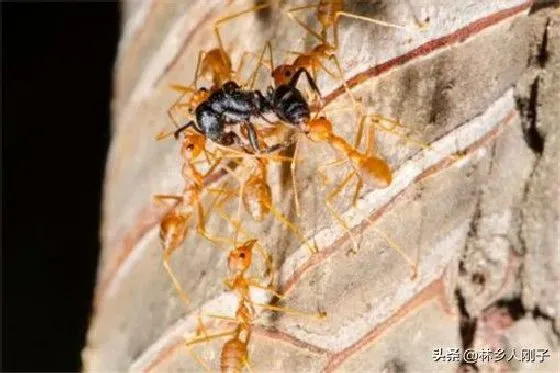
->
[[2, 3, 120, 371]]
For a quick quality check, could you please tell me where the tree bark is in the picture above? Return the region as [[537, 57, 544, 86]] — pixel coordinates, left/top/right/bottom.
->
[[83, 1, 559, 372]]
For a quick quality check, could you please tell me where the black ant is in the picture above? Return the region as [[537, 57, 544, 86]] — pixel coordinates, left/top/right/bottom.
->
[[173, 67, 322, 155]]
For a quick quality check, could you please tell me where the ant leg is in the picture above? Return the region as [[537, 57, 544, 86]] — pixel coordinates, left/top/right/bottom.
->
[[154, 196, 193, 305], [248, 41, 274, 89], [325, 170, 360, 253], [183, 315, 215, 372], [213, 204, 256, 252], [196, 201, 235, 248], [153, 194, 183, 204], [288, 67, 322, 98], [315, 58, 337, 79], [245, 279, 285, 299], [184, 330, 237, 348], [317, 158, 348, 185], [252, 301, 326, 320], [266, 199, 318, 254], [253, 241, 275, 284], [352, 119, 376, 206], [242, 122, 264, 154], [334, 11, 425, 32], [367, 114, 432, 151], [233, 179, 247, 247], [155, 118, 196, 141], [184, 347, 212, 373], [243, 121, 286, 154], [370, 226, 418, 279], [328, 53, 360, 114], [215, 143, 294, 163], [159, 83, 198, 140], [202, 152, 224, 179], [162, 246, 191, 305], [214, 3, 271, 56], [291, 138, 301, 217], [154, 120, 197, 141], [285, 4, 326, 44], [192, 49, 205, 89]]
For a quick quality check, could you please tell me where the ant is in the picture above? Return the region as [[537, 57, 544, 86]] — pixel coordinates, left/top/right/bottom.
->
[[275, 0, 429, 148], [183, 239, 325, 372], [275, 0, 425, 83], [153, 130, 233, 305], [287, 0, 428, 52], [243, 42, 421, 274], [171, 58, 321, 150], [161, 3, 274, 147], [208, 151, 318, 255], [239, 43, 391, 217]]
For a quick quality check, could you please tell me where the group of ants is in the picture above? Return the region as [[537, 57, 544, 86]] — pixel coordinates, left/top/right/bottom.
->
[[152, 1, 429, 371]]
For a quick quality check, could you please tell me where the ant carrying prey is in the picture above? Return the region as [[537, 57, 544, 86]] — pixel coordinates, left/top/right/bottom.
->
[[172, 66, 322, 154]]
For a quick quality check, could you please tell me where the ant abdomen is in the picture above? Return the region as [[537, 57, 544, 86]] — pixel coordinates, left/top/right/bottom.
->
[[220, 337, 248, 373], [227, 240, 256, 273], [200, 48, 232, 86], [352, 154, 392, 188], [242, 178, 272, 222], [308, 118, 392, 189]]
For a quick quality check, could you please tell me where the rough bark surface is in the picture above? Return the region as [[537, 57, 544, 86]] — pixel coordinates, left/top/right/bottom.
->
[[83, 1, 559, 372]]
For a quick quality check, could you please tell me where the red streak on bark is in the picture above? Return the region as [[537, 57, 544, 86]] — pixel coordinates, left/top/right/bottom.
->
[[323, 279, 450, 372], [153, 10, 215, 88], [322, 0, 533, 106]]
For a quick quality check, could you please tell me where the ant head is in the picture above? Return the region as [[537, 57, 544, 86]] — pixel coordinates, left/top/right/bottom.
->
[[186, 87, 209, 114], [181, 131, 205, 158], [272, 64, 296, 86], [159, 213, 187, 244], [228, 240, 256, 272], [306, 117, 332, 142]]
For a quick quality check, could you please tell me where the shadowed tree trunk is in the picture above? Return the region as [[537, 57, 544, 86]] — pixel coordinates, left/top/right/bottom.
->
[[83, 1, 559, 372]]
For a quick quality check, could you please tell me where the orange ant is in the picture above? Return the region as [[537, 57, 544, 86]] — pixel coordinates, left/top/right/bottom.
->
[[245, 42, 421, 274], [161, 3, 273, 142], [274, 0, 429, 145], [275, 0, 426, 84], [183, 239, 325, 372], [287, 0, 428, 52], [207, 147, 318, 254], [153, 130, 232, 305]]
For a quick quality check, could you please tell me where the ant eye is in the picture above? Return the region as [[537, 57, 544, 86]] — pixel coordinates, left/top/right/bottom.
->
[[239, 253, 246, 258], [284, 70, 291, 77], [186, 144, 195, 150]]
